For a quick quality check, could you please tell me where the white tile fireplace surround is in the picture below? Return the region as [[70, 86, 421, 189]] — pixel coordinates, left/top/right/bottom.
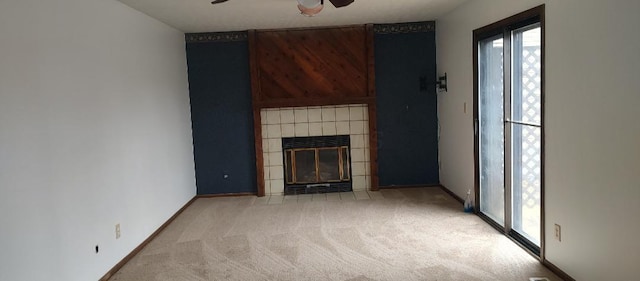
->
[[261, 104, 371, 195]]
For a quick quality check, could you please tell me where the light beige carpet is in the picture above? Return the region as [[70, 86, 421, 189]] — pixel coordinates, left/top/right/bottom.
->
[[110, 187, 561, 281]]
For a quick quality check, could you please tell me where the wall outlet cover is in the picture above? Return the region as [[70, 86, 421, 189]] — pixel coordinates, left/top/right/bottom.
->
[[115, 223, 121, 239], [554, 224, 561, 241]]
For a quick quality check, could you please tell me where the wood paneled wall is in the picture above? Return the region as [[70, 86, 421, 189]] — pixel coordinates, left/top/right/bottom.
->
[[249, 25, 378, 196], [249, 26, 375, 108]]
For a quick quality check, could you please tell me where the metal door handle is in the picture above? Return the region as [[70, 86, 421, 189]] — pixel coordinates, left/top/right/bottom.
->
[[505, 119, 541, 128]]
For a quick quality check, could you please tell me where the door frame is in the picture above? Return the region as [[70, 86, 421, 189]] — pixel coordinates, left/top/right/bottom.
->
[[472, 4, 546, 260]]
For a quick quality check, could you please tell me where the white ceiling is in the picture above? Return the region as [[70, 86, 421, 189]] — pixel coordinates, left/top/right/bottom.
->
[[117, 0, 469, 33]]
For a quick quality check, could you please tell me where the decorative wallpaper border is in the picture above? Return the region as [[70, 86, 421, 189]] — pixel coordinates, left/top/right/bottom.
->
[[185, 21, 434, 42], [185, 31, 248, 43], [373, 21, 435, 34]]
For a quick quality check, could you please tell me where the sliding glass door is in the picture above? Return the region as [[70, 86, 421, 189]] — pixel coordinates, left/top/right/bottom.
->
[[478, 34, 506, 227], [474, 6, 544, 255]]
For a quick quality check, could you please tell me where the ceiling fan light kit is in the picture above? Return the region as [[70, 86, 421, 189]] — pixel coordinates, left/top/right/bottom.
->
[[296, 0, 355, 17], [297, 0, 324, 17]]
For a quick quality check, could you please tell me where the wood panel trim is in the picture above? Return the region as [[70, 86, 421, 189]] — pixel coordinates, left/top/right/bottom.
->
[[99, 196, 198, 280], [365, 24, 379, 192], [542, 259, 576, 281], [196, 192, 257, 198], [252, 107, 265, 197], [249, 29, 266, 197], [257, 96, 375, 109], [379, 183, 441, 189], [367, 103, 379, 191], [438, 184, 465, 205]]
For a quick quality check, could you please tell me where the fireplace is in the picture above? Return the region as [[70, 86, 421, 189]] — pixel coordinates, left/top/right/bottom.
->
[[260, 104, 371, 195], [282, 135, 351, 194]]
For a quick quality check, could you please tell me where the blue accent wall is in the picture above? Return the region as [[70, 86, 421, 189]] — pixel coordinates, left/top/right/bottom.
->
[[186, 40, 257, 194], [374, 31, 439, 186], [186, 28, 439, 194]]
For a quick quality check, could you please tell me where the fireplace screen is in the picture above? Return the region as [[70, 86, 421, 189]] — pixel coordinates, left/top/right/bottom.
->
[[281, 135, 352, 194], [285, 147, 350, 184]]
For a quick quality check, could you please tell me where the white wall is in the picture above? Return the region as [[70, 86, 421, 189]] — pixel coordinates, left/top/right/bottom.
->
[[0, 0, 196, 280], [437, 1, 640, 280]]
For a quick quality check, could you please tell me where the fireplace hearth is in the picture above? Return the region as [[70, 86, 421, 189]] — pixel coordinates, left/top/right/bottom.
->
[[282, 135, 351, 194]]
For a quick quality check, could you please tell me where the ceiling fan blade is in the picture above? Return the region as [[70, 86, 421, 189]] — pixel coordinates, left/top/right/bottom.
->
[[328, 0, 354, 8]]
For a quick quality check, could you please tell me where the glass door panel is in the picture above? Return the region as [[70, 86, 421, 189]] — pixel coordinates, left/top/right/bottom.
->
[[478, 35, 505, 226], [512, 124, 541, 244], [510, 24, 542, 246], [294, 150, 317, 183], [317, 148, 340, 182]]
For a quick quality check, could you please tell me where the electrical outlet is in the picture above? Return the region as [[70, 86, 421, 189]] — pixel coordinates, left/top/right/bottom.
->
[[554, 224, 561, 241], [115, 223, 121, 239]]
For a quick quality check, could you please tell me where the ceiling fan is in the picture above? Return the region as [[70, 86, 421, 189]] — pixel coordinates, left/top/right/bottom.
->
[[297, 0, 355, 16], [211, 0, 355, 17]]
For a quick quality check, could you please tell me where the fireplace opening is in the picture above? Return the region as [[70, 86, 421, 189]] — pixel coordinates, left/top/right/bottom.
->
[[282, 135, 351, 194]]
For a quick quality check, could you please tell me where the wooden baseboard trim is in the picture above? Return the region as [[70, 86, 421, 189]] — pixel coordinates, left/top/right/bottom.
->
[[438, 184, 465, 204], [196, 192, 257, 198], [543, 259, 575, 281], [378, 184, 441, 190], [99, 196, 198, 281]]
